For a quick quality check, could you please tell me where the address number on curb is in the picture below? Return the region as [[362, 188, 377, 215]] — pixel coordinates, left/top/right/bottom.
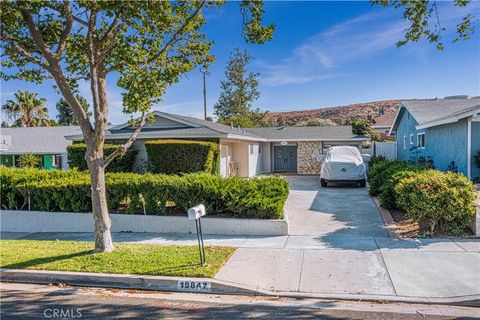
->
[[177, 280, 211, 291]]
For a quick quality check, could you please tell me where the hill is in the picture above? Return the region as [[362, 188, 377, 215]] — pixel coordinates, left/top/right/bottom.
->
[[266, 100, 400, 126]]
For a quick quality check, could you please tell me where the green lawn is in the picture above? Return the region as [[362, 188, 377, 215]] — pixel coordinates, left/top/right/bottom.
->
[[0, 240, 235, 278]]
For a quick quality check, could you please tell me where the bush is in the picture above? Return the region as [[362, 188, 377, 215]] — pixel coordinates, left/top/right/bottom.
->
[[395, 170, 476, 235], [368, 155, 388, 172], [368, 161, 415, 196], [67, 143, 137, 172], [145, 140, 219, 174], [18, 153, 41, 168], [1, 167, 289, 219]]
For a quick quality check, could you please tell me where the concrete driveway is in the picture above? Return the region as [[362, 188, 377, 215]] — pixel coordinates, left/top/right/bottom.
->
[[285, 175, 388, 237]]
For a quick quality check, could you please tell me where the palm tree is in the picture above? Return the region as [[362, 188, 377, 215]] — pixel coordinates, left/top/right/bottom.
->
[[2, 91, 49, 127]]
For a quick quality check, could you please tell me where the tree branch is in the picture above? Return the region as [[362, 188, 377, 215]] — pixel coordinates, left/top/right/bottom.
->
[[0, 34, 49, 68], [98, 18, 127, 63], [104, 112, 147, 167], [17, 0, 55, 60], [106, 0, 206, 73], [55, 0, 73, 58]]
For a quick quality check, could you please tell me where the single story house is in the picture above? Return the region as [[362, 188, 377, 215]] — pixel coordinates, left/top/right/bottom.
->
[[371, 113, 395, 139], [66, 111, 370, 177], [389, 96, 480, 179], [0, 126, 81, 170]]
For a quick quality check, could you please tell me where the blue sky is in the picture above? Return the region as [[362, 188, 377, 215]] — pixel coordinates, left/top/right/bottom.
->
[[1, 1, 479, 124]]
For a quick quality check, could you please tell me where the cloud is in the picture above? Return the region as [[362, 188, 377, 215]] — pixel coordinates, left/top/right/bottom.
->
[[260, 2, 478, 87]]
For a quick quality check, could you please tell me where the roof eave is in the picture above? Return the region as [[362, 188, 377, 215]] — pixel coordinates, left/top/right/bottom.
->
[[416, 108, 480, 129]]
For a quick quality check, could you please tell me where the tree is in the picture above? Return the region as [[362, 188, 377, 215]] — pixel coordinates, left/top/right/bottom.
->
[[18, 153, 40, 168], [301, 118, 337, 127], [371, 0, 477, 50], [1, 1, 273, 252], [57, 95, 91, 126], [214, 48, 268, 128], [344, 117, 372, 136], [1, 90, 49, 127]]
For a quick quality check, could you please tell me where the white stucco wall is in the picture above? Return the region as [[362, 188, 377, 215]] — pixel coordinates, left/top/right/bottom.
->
[[231, 142, 249, 177]]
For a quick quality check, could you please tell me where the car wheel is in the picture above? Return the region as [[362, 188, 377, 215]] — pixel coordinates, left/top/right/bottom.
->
[[320, 179, 327, 187], [359, 180, 366, 188]]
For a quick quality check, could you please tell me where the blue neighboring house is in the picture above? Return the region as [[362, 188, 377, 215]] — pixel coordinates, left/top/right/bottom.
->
[[389, 96, 480, 179]]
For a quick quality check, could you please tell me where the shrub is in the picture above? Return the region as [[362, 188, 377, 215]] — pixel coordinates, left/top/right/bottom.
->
[[395, 170, 476, 235], [67, 143, 137, 172], [1, 167, 289, 219], [378, 169, 420, 210], [145, 140, 219, 174], [0, 167, 83, 210], [368, 160, 414, 196], [368, 155, 388, 172], [18, 153, 41, 168]]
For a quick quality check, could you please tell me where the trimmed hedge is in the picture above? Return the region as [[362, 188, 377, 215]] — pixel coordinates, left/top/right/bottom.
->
[[395, 170, 476, 234], [0, 167, 288, 219], [67, 143, 137, 172], [145, 139, 219, 174]]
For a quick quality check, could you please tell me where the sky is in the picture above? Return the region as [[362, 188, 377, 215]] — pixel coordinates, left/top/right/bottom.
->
[[1, 1, 479, 124]]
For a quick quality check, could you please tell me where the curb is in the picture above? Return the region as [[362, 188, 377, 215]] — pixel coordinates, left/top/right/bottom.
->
[[2, 269, 479, 307], [372, 196, 400, 239], [0, 269, 265, 296]]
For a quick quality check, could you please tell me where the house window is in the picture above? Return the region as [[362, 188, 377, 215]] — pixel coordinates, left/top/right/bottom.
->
[[403, 136, 406, 149], [258, 145, 262, 154], [417, 133, 425, 148], [409, 134, 414, 145]]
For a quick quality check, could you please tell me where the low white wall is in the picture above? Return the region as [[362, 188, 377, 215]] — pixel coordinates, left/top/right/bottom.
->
[[0, 210, 288, 236]]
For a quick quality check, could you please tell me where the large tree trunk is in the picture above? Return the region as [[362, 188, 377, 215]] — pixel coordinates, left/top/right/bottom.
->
[[87, 153, 114, 253]]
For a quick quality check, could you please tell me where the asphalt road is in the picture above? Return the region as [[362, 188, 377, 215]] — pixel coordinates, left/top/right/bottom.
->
[[1, 283, 478, 320]]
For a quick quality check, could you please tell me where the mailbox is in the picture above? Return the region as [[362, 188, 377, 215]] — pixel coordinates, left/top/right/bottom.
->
[[188, 204, 206, 265], [188, 204, 206, 220]]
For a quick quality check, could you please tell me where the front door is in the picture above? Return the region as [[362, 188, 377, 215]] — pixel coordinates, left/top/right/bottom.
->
[[273, 146, 297, 173]]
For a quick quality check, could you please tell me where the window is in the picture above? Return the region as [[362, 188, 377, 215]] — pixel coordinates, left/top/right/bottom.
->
[[417, 133, 425, 148], [403, 136, 406, 149], [409, 134, 414, 145], [258, 145, 262, 154]]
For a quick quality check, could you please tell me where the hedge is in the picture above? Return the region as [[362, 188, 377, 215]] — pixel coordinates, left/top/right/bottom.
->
[[67, 143, 137, 172], [145, 139, 219, 174], [0, 167, 289, 219], [395, 170, 476, 235]]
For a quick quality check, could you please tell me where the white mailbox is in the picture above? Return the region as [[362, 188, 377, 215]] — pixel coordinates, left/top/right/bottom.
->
[[188, 204, 206, 220]]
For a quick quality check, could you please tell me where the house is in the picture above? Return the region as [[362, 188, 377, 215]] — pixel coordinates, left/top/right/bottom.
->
[[389, 96, 480, 179], [0, 126, 81, 170], [371, 113, 395, 139], [66, 111, 370, 177]]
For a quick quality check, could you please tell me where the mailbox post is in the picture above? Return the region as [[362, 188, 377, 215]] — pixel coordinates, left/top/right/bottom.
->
[[188, 204, 206, 265]]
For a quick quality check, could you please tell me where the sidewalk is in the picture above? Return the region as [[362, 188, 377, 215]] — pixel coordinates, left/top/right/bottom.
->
[[2, 231, 479, 301]]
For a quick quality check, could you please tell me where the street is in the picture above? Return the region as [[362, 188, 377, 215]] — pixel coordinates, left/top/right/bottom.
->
[[1, 283, 478, 320]]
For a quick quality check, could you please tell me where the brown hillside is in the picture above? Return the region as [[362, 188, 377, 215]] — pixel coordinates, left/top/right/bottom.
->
[[266, 100, 400, 126]]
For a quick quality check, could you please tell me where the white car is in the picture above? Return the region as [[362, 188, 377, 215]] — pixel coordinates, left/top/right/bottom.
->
[[320, 146, 367, 187]]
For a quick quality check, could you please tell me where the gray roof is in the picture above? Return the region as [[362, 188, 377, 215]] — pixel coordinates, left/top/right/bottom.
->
[[245, 126, 367, 141], [0, 126, 81, 154], [66, 111, 370, 143], [401, 97, 480, 125], [161, 112, 260, 138]]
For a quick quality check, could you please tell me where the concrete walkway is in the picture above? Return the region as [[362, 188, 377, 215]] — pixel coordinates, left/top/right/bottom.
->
[[2, 176, 479, 301], [214, 176, 479, 299]]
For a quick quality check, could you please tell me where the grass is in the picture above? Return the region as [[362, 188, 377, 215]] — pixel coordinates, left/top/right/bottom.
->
[[0, 240, 235, 278]]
